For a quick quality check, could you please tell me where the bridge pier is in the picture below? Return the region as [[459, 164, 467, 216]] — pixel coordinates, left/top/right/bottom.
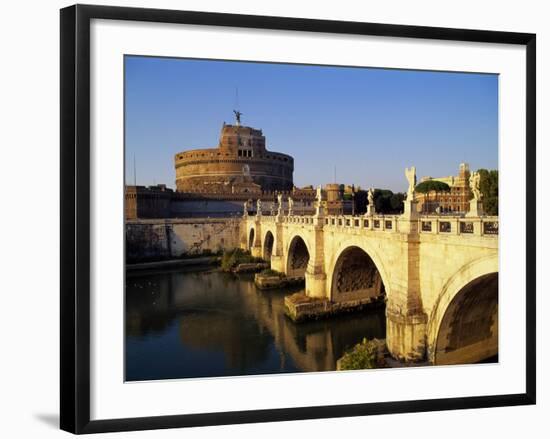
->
[[240, 219, 248, 250], [250, 217, 262, 258], [305, 208, 327, 299], [305, 271, 327, 299], [270, 254, 284, 272], [270, 220, 286, 272], [386, 309, 427, 362], [386, 210, 428, 362]]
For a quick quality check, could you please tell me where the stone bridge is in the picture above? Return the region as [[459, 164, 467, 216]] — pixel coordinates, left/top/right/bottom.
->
[[241, 203, 498, 366]]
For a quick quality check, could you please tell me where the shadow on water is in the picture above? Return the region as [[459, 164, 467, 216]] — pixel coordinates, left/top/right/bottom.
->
[[125, 268, 386, 381]]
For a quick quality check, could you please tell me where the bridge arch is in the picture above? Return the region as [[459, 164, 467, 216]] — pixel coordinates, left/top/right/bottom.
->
[[263, 230, 274, 261], [286, 234, 311, 278], [428, 254, 499, 365], [329, 246, 386, 303], [248, 227, 255, 251], [327, 239, 392, 303]]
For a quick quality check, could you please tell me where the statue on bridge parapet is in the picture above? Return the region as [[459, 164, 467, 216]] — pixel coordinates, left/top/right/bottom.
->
[[466, 171, 485, 217], [405, 166, 417, 200], [314, 185, 325, 219], [243, 200, 249, 217], [401, 166, 419, 223], [469, 171, 482, 201], [256, 198, 262, 217], [287, 196, 294, 216], [366, 187, 376, 216], [277, 192, 283, 217], [316, 185, 323, 203]]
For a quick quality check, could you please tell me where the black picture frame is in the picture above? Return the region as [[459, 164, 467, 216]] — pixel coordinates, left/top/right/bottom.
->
[[60, 4, 536, 434]]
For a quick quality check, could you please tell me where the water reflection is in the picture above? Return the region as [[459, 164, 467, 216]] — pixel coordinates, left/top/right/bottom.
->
[[126, 267, 385, 381]]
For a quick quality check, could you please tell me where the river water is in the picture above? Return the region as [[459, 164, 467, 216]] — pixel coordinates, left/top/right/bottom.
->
[[126, 267, 386, 381]]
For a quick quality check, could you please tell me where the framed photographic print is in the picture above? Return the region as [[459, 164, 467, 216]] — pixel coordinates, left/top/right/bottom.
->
[[60, 4, 536, 434]]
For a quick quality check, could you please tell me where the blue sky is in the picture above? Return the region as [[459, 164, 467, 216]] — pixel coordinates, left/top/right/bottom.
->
[[125, 56, 498, 192]]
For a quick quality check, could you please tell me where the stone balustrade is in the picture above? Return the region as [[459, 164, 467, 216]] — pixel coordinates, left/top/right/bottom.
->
[[323, 214, 400, 233], [418, 215, 499, 236], [262, 213, 498, 237]]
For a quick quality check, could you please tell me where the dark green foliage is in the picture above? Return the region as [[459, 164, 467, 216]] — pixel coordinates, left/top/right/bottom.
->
[[374, 189, 405, 214], [220, 248, 262, 271], [354, 190, 368, 214], [477, 169, 498, 215], [354, 189, 405, 214], [415, 180, 451, 194], [389, 192, 406, 212], [339, 338, 382, 370], [374, 189, 391, 213]]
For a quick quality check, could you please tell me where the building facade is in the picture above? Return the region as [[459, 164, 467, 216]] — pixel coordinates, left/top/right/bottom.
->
[[415, 163, 472, 214], [325, 183, 353, 215]]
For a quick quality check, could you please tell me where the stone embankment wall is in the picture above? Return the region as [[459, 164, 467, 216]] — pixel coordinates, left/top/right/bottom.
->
[[126, 218, 241, 263]]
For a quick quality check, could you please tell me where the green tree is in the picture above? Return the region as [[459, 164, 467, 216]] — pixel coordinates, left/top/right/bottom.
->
[[477, 169, 498, 215], [373, 189, 405, 214], [415, 180, 451, 194], [389, 192, 405, 211], [354, 190, 368, 215], [354, 188, 406, 214], [415, 180, 450, 213], [374, 189, 393, 213]]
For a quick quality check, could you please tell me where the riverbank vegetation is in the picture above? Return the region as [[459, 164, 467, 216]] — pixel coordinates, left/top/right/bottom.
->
[[338, 338, 386, 370], [220, 248, 264, 272]]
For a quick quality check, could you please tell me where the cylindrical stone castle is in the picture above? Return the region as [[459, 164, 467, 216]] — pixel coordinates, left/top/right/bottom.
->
[[174, 118, 294, 193]]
